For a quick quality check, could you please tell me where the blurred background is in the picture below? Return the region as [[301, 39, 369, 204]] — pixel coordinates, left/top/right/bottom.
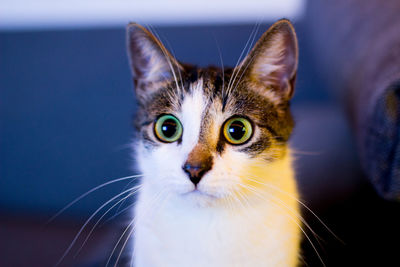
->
[[1, 0, 400, 266]]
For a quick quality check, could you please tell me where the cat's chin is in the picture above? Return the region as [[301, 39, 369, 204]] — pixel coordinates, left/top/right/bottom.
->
[[183, 188, 217, 198], [180, 188, 220, 206]]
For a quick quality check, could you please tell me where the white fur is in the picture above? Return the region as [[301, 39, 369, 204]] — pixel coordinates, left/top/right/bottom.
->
[[134, 185, 299, 267], [180, 78, 207, 153], [132, 80, 300, 267]]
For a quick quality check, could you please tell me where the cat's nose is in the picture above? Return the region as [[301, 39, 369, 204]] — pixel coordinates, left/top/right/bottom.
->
[[182, 163, 212, 186], [183, 144, 213, 186]]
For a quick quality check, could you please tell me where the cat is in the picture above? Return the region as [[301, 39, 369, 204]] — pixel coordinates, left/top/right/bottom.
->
[[127, 19, 300, 267]]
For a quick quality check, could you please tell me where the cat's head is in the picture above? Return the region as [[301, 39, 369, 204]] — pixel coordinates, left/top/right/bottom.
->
[[127, 20, 298, 206]]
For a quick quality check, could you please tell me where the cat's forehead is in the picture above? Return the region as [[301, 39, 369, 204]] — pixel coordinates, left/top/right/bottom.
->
[[142, 66, 269, 116]]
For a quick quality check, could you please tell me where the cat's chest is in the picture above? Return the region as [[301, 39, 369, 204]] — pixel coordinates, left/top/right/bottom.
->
[[133, 194, 299, 267]]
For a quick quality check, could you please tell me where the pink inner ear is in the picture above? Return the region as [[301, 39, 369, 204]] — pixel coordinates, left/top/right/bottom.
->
[[129, 34, 170, 83], [128, 24, 180, 85], [249, 29, 297, 98]]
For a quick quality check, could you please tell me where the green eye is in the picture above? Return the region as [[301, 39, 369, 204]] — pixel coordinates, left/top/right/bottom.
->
[[154, 114, 183, 143], [223, 117, 253, 145]]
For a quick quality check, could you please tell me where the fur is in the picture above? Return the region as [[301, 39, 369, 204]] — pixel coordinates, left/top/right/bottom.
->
[[127, 19, 301, 267]]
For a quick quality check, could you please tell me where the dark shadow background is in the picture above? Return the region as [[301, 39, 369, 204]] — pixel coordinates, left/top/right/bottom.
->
[[1, 21, 400, 266]]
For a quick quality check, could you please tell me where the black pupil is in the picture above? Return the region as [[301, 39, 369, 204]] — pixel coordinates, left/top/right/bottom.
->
[[161, 119, 177, 138], [229, 121, 246, 140]]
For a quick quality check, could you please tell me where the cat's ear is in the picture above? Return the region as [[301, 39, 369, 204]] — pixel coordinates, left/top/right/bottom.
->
[[241, 19, 298, 100], [127, 23, 182, 96]]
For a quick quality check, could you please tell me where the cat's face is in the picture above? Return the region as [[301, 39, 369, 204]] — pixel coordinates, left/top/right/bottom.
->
[[127, 20, 298, 206]]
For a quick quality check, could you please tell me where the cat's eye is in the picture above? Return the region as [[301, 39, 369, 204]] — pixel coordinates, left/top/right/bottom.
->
[[154, 114, 183, 143], [223, 117, 253, 145]]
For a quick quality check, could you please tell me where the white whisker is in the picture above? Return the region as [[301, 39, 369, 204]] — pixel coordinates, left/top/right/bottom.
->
[[245, 176, 343, 244], [107, 188, 168, 267], [212, 34, 225, 95], [226, 22, 259, 96], [47, 174, 143, 224], [236, 182, 326, 267], [147, 25, 183, 94], [104, 202, 136, 225], [74, 185, 142, 257], [238, 181, 322, 243], [113, 178, 139, 217], [55, 186, 139, 266], [227, 21, 262, 95], [159, 33, 185, 93]]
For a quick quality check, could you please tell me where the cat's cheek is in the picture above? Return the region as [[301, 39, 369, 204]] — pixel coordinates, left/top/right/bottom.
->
[[197, 150, 248, 197], [137, 142, 194, 192]]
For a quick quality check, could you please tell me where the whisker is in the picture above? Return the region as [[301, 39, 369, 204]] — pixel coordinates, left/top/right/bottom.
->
[[106, 215, 136, 267], [114, 223, 137, 267], [229, 35, 260, 95], [47, 174, 143, 224], [74, 185, 142, 257], [290, 148, 323, 156], [236, 182, 326, 267], [147, 25, 183, 94], [113, 142, 133, 152], [223, 193, 236, 214], [227, 21, 262, 95], [232, 188, 248, 211], [245, 176, 343, 244], [230, 22, 261, 95], [113, 177, 139, 217], [226, 192, 259, 256], [55, 186, 140, 266], [107, 188, 168, 266], [238, 181, 323, 243], [158, 32, 185, 93], [118, 191, 170, 267], [226, 21, 260, 96], [212, 34, 225, 96], [130, 191, 171, 267], [103, 202, 136, 225]]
